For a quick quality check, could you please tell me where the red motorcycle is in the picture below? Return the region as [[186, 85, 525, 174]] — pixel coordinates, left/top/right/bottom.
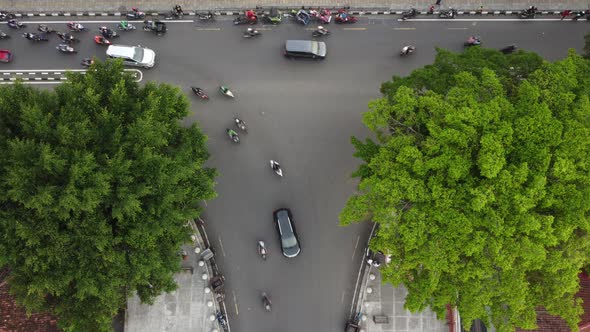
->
[[335, 9, 357, 24], [310, 8, 332, 24], [234, 9, 258, 25], [94, 35, 111, 45]]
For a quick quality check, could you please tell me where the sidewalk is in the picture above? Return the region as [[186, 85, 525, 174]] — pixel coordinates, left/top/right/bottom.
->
[[125, 218, 229, 332], [1, 0, 588, 13]]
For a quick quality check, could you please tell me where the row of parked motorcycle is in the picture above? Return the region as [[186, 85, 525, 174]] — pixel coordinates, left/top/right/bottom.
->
[[400, 6, 590, 20], [233, 7, 357, 26]]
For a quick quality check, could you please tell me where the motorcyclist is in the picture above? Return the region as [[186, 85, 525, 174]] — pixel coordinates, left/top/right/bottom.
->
[[119, 20, 129, 29], [401, 45, 416, 55], [23, 32, 33, 39], [271, 161, 281, 171], [258, 241, 267, 256], [8, 19, 19, 27], [69, 22, 83, 31], [173, 4, 184, 18], [220, 86, 231, 95], [193, 87, 205, 97], [81, 58, 94, 66], [466, 36, 481, 45], [226, 128, 239, 140], [316, 26, 329, 35], [262, 292, 271, 311]]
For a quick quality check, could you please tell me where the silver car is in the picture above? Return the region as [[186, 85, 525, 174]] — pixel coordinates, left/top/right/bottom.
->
[[273, 208, 301, 258]]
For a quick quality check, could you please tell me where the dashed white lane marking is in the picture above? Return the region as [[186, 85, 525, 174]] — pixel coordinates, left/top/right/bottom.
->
[[232, 290, 239, 316], [218, 235, 226, 257], [0, 19, 194, 24], [352, 235, 360, 261], [394, 27, 416, 30], [399, 18, 572, 21], [448, 27, 469, 30]]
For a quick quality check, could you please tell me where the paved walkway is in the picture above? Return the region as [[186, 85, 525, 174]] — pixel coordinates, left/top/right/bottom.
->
[[1, 0, 588, 13], [125, 219, 229, 332]]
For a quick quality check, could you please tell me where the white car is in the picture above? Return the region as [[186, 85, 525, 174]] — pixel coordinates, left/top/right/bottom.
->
[[106, 45, 155, 68]]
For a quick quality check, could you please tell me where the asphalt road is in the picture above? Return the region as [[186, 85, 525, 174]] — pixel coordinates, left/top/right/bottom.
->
[[1, 16, 587, 332]]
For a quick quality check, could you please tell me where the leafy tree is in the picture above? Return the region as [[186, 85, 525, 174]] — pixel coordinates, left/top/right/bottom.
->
[[0, 60, 216, 331], [341, 48, 590, 331]]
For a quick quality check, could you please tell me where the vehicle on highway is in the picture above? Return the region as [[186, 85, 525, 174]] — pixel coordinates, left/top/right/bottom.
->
[[439, 8, 457, 18], [401, 8, 418, 20], [106, 44, 156, 68], [81, 58, 95, 67], [0, 11, 14, 21], [257, 240, 267, 260], [56, 44, 77, 54], [0, 30, 10, 39], [270, 160, 283, 177], [243, 28, 261, 38], [94, 35, 112, 46], [294, 9, 311, 25], [234, 118, 247, 132], [126, 7, 145, 19], [0, 49, 13, 62], [234, 10, 258, 25], [500, 44, 517, 54], [335, 9, 357, 23], [99, 26, 118, 39], [191, 87, 209, 99], [57, 32, 79, 43], [67, 22, 88, 31], [198, 11, 215, 21], [310, 8, 332, 24], [38, 24, 56, 33], [23, 32, 48, 42], [219, 85, 234, 98], [400, 45, 416, 56], [312, 26, 330, 37], [263, 7, 282, 24], [143, 20, 166, 36], [464, 36, 481, 47], [7, 19, 26, 29], [261, 292, 272, 311], [117, 21, 136, 31], [226, 128, 240, 143], [284, 40, 327, 59], [273, 208, 301, 258]]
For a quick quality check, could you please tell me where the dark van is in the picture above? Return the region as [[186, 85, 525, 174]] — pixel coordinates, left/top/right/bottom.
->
[[284, 40, 327, 59]]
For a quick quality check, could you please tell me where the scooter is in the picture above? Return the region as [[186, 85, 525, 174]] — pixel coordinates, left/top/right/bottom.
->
[[234, 118, 247, 132], [400, 45, 415, 56], [312, 27, 330, 37], [0, 30, 9, 39], [57, 32, 79, 43], [464, 36, 481, 47], [0, 11, 14, 21], [439, 9, 456, 18], [402, 8, 418, 20], [81, 58, 94, 67], [335, 9, 357, 23], [7, 19, 26, 29], [226, 128, 240, 143], [38, 24, 56, 33], [258, 241, 267, 260], [215, 311, 228, 329], [94, 35, 111, 45], [22, 32, 48, 41], [56, 44, 77, 54], [500, 45, 517, 54], [99, 27, 118, 38], [518, 10, 535, 19], [126, 7, 145, 19], [191, 87, 209, 99], [243, 28, 260, 38], [220, 86, 235, 98], [262, 292, 272, 312], [67, 22, 88, 31], [117, 21, 136, 31], [198, 11, 215, 21], [270, 160, 283, 177]]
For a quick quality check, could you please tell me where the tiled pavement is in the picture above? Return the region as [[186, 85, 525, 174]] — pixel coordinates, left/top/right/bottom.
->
[[1, 0, 588, 13], [358, 265, 448, 332]]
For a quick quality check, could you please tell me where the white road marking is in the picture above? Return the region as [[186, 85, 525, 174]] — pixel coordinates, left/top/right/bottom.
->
[[232, 290, 239, 316], [343, 27, 367, 30], [448, 27, 469, 30], [196, 27, 221, 31], [341, 291, 346, 304], [0, 19, 194, 24], [394, 27, 416, 30], [352, 235, 360, 261], [349, 222, 377, 316], [399, 18, 571, 22], [0, 69, 142, 84], [218, 235, 226, 257]]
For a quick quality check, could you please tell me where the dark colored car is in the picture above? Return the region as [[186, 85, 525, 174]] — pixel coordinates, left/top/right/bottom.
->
[[284, 40, 326, 59], [273, 208, 301, 258]]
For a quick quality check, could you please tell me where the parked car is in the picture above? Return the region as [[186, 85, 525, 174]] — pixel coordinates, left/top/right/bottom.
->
[[273, 208, 301, 258], [284, 40, 326, 59]]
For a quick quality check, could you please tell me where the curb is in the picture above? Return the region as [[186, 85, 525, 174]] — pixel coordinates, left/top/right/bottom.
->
[[7, 9, 571, 18]]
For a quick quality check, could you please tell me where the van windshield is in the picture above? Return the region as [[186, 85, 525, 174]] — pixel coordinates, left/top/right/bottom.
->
[[132, 48, 143, 62], [311, 42, 318, 54]]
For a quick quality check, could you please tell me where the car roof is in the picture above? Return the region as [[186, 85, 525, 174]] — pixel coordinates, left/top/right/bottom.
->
[[285, 40, 314, 52], [106, 45, 135, 57]]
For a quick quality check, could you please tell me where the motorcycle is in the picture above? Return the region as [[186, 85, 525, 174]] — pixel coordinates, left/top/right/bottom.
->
[[335, 12, 357, 23], [263, 7, 282, 24], [400, 45, 415, 56], [258, 241, 267, 260], [94, 35, 111, 45], [572, 10, 590, 21], [166, 6, 184, 20], [262, 292, 271, 312], [234, 118, 247, 132], [67, 22, 88, 31], [0, 11, 14, 21], [234, 10, 258, 25], [56, 44, 77, 54], [226, 128, 240, 143], [191, 87, 209, 99], [500, 45, 517, 54], [464, 36, 481, 47], [38, 24, 56, 33], [220, 86, 235, 98], [99, 27, 118, 38], [198, 11, 215, 21], [439, 9, 456, 18], [81, 58, 94, 67], [312, 27, 330, 37], [310, 8, 332, 24], [243, 28, 260, 38], [0, 30, 9, 39], [117, 21, 136, 31], [7, 19, 26, 29], [126, 7, 145, 19], [22, 32, 48, 41], [57, 32, 79, 43], [294, 9, 312, 25], [270, 160, 283, 177], [402, 8, 418, 20], [215, 311, 228, 329], [518, 9, 535, 19], [143, 20, 167, 36]]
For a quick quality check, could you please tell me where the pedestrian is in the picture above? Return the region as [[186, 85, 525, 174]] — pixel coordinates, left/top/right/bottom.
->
[[435, 0, 442, 5], [428, 5, 435, 14], [560, 9, 571, 20]]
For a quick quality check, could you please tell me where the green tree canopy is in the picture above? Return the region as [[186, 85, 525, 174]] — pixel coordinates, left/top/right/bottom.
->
[[341, 48, 590, 331], [0, 60, 216, 331]]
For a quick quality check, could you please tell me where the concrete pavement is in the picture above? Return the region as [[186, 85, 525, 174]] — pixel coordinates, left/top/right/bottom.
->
[[125, 219, 230, 332], [1, 0, 588, 13]]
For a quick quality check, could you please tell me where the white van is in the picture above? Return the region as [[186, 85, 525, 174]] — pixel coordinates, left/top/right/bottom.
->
[[106, 45, 155, 68]]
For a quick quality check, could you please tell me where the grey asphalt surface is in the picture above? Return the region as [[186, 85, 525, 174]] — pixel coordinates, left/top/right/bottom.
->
[[1, 16, 587, 332]]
